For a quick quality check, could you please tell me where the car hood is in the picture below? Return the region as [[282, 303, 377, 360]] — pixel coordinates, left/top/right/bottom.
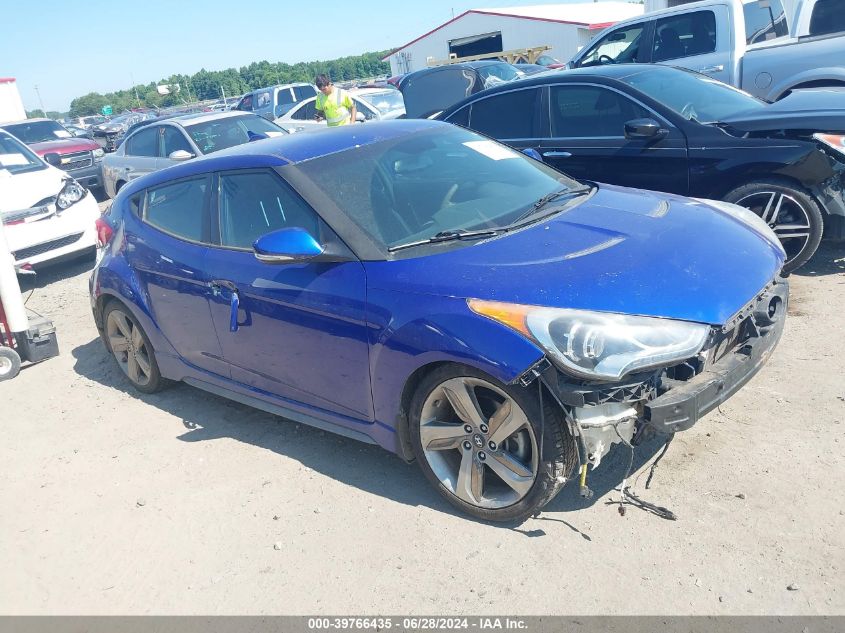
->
[[0, 165, 64, 212], [364, 185, 785, 326], [721, 89, 845, 133], [29, 138, 100, 154]]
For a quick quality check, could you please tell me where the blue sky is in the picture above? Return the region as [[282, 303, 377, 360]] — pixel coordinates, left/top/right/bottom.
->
[[3, 0, 600, 111]]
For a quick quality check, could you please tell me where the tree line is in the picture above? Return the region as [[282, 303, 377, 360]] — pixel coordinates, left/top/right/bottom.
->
[[67, 51, 391, 118]]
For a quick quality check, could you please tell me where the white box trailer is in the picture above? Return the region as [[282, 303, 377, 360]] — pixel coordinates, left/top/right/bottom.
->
[[0, 78, 27, 124]]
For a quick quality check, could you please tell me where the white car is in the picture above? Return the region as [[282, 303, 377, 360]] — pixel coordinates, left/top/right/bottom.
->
[[274, 88, 406, 133], [0, 129, 99, 270]]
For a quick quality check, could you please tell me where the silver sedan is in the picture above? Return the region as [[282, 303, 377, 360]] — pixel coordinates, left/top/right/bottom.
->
[[101, 111, 288, 198]]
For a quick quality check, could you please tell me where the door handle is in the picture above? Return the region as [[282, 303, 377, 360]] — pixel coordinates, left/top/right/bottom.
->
[[211, 280, 240, 332], [698, 64, 724, 74], [542, 151, 572, 158]]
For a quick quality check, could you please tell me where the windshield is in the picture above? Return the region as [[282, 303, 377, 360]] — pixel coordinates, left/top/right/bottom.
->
[[621, 66, 766, 122], [0, 132, 47, 175], [2, 120, 72, 144], [295, 125, 584, 250], [477, 63, 522, 87], [185, 114, 286, 154], [357, 90, 405, 115]]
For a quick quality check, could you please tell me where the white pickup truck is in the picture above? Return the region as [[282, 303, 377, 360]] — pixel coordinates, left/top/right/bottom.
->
[[568, 0, 845, 101]]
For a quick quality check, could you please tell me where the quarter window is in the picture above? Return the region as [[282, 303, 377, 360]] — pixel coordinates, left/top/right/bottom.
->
[[469, 88, 540, 139], [145, 177, 209, 242], [550, 85, 650, 138], [809, 0, 845, 36], [652, 11, 717, 62], [126, 127, 159, 157], [218, 171, 321, 249]]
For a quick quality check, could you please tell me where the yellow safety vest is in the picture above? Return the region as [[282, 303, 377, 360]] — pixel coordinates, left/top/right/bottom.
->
[[315, 88, 354, 126]]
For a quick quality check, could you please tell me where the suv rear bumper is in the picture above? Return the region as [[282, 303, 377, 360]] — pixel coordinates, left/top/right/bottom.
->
[[645, 281, 788, 433]]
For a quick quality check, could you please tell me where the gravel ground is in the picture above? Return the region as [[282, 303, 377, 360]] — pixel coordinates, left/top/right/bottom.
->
[[1, 210, 843, 614]]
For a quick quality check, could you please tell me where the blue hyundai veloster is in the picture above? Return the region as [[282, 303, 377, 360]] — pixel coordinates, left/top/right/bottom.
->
[[90, 120, 787, 522]]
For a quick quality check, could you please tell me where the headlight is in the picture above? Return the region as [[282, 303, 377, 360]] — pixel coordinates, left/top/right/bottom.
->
[[93, 148, 105, 159], [697, 198, 785, 257], [813, 133, 845, 158], [56, 179, 87, 210], [468, 300, 709, 381]]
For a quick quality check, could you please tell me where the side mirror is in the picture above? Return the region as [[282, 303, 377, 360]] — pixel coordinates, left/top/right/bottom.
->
[[522, 148, 543, 161], [43, 152, 62, 167], [168, 150, 194, 161], [253, 227, 324, 264], [355, 112, 366, 123], [624, 118, 665, 140]]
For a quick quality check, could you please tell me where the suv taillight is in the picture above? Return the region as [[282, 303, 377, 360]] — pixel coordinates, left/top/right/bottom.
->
[[95, 217, 114, 247]]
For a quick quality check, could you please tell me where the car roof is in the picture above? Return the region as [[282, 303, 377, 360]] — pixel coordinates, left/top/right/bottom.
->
[[119, 119, 444, 198], [2, 118, 54, 126], [166, 110, 257, 127]]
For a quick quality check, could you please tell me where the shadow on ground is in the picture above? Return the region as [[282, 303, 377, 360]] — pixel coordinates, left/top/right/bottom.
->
[[72, 337, 665, 531], [795, 241, 844, 278], [18, 252, 95, 291]]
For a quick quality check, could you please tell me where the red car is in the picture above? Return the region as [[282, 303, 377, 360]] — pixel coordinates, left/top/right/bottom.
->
[[0, 118, 104, 190]]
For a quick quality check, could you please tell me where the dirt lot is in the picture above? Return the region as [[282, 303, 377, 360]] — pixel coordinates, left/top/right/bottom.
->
[[1, 216, 843, 614]]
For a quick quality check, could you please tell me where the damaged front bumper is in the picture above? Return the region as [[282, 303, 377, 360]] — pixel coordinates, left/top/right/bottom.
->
[[530, 278, 789, 467]]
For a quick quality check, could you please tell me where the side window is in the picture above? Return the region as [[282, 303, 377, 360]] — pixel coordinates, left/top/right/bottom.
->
[[294, 85, 316, 100], [550, 85, 650, 138], [161, 127, 193, 156], [126, 127, 160, 157], [577, 24, 645, 67], [218, 171, 322, 249], [291, 101, 317, 121], [276, 89, 295, 106], [652, 11, 717, 62], [468, 88, 540, 139], [255, 90, 272, 110], [744, 0, 788, 43], [356, 99, 378, 120], [446, 105, 470, 128], [809, 0, 845, 36], [236, 94, 254, 111], [144, 177, 209, 242]]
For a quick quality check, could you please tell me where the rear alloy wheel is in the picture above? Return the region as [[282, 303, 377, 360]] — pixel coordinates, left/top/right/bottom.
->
[[0, 346, 22, 381], [103, 302, 164, 393], [410, 365, 576, 522], [724, 179, 824, 273]]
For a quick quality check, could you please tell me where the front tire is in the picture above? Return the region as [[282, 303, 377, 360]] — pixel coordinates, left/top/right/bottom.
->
[[723, 179, 824, 273], [409, 364, 577, 522], [103, 302, 165, 393]]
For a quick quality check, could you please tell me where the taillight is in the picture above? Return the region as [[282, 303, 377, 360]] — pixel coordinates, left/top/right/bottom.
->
[[95, 217, 114, 247]]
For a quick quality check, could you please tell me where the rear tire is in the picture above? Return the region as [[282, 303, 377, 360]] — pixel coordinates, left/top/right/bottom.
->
[[103, 301, 165, 393], [0, 347, 22, 381], [409, 364, 577, 523], [723, 179, 824, 274]]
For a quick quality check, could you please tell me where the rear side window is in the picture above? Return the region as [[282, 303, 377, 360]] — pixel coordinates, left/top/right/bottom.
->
[[744, 0, 788, 44], [809, 0, 845, 36], [468, 88, 540, 139], [144, 177, 209, 242], [652, 10, 717, 62], [217, 171, 321, 249], [550, 85, 650, 138], [126, 127, 159, 157]]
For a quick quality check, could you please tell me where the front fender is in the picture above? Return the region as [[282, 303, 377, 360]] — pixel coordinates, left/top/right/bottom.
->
[[367, 288, 544, 431]]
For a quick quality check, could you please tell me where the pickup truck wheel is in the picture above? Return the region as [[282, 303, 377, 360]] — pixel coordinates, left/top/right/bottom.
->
[[103, 302, 165, 394], [724, 179, 824, 274], [409, 364, 577, 523], [0, 347, 22, 381]]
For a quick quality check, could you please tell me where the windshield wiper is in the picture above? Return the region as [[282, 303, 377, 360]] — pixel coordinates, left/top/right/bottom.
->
[[388, 228, 501, 252], [508, 186, 593, 227]]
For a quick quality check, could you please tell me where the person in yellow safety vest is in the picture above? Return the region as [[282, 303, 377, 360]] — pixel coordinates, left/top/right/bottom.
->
[[314, 74, 357, 127]]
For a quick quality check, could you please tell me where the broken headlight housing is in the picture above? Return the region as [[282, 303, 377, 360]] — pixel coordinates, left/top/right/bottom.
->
[[468, 300, 709, 381], [56, 179, 87, 210]]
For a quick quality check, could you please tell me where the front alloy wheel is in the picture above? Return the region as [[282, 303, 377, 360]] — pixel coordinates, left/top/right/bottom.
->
[[410, 365, 576, 522]]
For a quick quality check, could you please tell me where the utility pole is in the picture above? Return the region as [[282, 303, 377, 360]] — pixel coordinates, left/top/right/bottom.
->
[[33, 84, 46, 116], [220, 84, 228, 106], [130, 72, 142, 108]]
